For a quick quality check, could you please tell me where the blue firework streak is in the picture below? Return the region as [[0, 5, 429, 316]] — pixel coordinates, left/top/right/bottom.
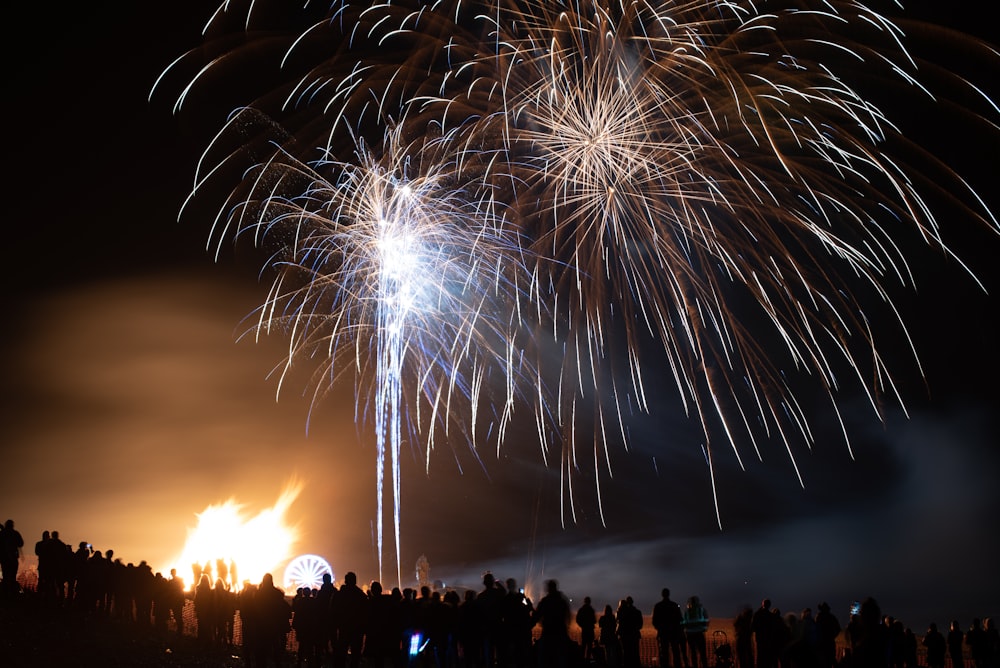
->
[[178, 112, 537, 584]]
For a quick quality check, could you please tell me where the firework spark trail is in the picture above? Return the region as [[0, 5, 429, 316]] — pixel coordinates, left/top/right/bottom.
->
[[188, 109, 534, 584], [468, 0, 1000, 523], [375, 221, 409, 590], [157, 0, 999, 571]]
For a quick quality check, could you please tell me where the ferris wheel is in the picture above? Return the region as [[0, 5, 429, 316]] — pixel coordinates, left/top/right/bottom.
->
[[283, 554, 333, 591]]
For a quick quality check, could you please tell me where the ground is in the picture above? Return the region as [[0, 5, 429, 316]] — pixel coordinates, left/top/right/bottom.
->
[[0, 592, 245, 668]]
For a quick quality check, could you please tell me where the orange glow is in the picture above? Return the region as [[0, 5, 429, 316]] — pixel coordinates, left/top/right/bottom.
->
[[167, 481, 302, 591]]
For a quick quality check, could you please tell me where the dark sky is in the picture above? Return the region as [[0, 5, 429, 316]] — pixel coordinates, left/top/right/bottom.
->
[[3, 0, 998, 628]]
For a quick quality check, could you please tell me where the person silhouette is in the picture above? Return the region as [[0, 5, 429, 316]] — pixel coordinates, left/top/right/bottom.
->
[[533, 579, 571, 668], [815, 602, 841, 668], [503, 577, 534, 668], [753, 598, 781, 668], [576, 595, 598, 663], [0, 519, 24, 595], [34, 531, 53, 600], [923, 622, 946, 668], [364, 580, 397, 668], [966, 618, 987, 668], [654, 588, 686, 668], [683, 595, 710, 668], [194, 574, 215, 643], [982, 619, 999, 668], [459, 588, 482, 668], [476, 571, 505, 667], [167, 568, 186, 635], [949, 620, 966, 668], [618, 596, 644, 668], [333, 571, 369, 668], [600, 603, 622, 668], [734, 605, 754, 668], [247, 573, 292, 668]]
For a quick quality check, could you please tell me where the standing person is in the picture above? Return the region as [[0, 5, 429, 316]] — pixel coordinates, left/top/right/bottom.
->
[[734, 606, 754, 668], [814, 603, 841, 668], [923, 623, 946, 668], [503, 578, 534, 668], [134, 561, 157, 628], [683, 595, 710, 668], [0, 519, 24, 594], [902, 627, 918, 668], [791, 608, 819, 668], [853, 598, 888, 668], [753, 599, 781, 668], [293, 587, 323, 667], [316, 572, 337, 660], [167, 568, 186, 636], [333, 571, 369, 668], [600, 604, 622, 668], [532, 579, 572, 668], [983, 619, 999, 668], [967, 619, 988, 668], [617, 597, 644, 668], [950, 620, 966, 668], [49, 531, 69, 602], [361, 581, 394, 668], [576, 596, 598, 663], [459, 589, 482, 668], [249, 573, 292, 668], [194, 574, 215, 644], [654, 588, 686, 668], [34, 531, 55, 601], [476, 572, 505, 668], [442, 589, 462, 668], [216, 579, 237, 647]]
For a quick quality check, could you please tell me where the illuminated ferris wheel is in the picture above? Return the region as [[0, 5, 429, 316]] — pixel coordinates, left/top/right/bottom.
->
[[283, 554, 333, 591]]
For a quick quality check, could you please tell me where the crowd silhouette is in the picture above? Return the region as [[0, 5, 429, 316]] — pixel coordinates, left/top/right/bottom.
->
[[2, 518, 999, 668]]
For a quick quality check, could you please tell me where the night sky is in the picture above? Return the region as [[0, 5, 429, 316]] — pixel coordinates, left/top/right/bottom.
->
[[3, 1, 998, 629]]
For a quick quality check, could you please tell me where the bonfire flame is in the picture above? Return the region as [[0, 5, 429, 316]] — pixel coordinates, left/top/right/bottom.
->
[[168, 481, 301, 591]]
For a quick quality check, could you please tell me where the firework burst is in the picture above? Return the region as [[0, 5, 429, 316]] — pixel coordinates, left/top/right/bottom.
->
[[185, 108, 534, 583], [157, 0, 999, 577], [474, 0, 999, 522]]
